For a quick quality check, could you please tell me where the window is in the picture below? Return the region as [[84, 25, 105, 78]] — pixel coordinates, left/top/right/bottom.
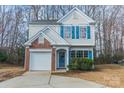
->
[[84, 51, 88, 58], [61, 25, 90, 39], [70, 50, 91, 59], [64, 26, 71, 38], [77, 51, 83, 58], [80, 26, 86, 39], [70, 51, 75, 58]]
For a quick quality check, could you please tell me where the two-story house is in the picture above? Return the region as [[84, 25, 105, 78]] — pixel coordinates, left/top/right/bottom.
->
[[24, 7, 95, 72]]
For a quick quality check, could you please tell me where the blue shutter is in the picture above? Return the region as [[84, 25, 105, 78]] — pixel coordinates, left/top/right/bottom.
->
[[87, 26, 91, 39], [72, 26, 75, 39], [60, 26, 64, 38], [76, 26, 79, 39], [88, 51, 92, 59]]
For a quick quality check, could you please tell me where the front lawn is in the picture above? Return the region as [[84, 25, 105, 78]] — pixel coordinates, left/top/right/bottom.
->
[[53, 64, 124, 87], [0, 63, 25, 82]]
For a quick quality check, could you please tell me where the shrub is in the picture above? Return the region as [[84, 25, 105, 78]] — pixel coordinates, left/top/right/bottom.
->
[[68, 58, 94, 71], [0, 52, 8, 62], [68, 58, 79, 70], [79, 58, 93, 70]]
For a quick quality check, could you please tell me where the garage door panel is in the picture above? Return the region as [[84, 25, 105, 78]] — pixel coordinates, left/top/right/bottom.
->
[[29, 52, 51, 71]]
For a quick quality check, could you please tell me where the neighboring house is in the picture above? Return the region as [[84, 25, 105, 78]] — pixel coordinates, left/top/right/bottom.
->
[[24, 7, 95, 72]]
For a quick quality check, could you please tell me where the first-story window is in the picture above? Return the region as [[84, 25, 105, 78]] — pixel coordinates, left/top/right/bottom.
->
[[70, 50, 90, 59], [70, 50, 75, 58], [77, 51, 83, 58], [84, 51, 88, 58]]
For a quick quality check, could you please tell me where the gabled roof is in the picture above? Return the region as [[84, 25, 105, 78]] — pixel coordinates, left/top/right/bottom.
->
[[24, 27, 70, 46], [57, 7, 95, 23]]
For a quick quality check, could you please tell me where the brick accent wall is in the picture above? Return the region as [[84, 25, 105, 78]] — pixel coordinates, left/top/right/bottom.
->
[[31, 38, 51, 48], [25, 37, 56, 71], [51, 48, 56, 71], [24, 47, 30, 71]]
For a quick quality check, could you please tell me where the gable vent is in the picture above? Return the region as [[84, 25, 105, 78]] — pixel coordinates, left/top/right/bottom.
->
[[73, 12, 78, 19]]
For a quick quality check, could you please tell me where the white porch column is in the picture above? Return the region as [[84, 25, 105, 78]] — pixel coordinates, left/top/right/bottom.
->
[[66, 47, 69, 70]]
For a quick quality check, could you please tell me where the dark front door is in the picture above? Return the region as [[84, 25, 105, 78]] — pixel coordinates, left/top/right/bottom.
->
[[59, 51, 65, 68]]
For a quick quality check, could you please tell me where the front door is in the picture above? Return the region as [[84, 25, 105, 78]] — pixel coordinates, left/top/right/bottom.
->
[[59, 51, 65, 68]]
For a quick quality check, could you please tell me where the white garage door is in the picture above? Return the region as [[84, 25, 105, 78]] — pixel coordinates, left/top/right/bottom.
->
[[29, 50, 51, 71]]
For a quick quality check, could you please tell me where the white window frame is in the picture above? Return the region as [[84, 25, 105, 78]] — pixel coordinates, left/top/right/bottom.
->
[[79, 26, 87, 39], [64, 26, 72, 38], [70, 50, 89, 59], [61, 24, 89, 39]]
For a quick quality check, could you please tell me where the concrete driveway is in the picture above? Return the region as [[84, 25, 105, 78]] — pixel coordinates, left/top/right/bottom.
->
[[0, 72, 106, 88]]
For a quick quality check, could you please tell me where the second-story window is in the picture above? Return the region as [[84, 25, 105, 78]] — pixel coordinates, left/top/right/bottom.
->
[[80, 26, 86, 39], [64, 26, 71, 38], [60, 25, 90, 39]]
